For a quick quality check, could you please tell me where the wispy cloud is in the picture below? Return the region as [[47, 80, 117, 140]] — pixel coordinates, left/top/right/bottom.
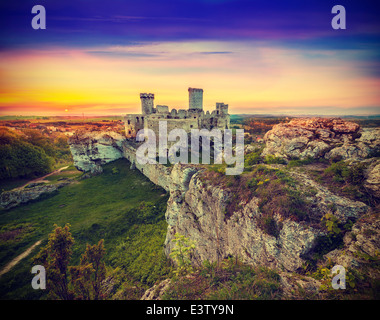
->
[[86, 50, 161, 58], [1, 40, 379, 115], [198, 51, 233, 55]]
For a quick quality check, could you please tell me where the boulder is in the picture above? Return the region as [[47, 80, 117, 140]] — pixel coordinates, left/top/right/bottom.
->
[[262, 118, 378, 161], [0, 181, 69, 210]]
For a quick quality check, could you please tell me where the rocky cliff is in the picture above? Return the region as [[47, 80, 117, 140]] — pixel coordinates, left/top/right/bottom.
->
[[67, 121, 379, 276], [262, 117, 379, 161], [163, 164, 370, 272], [68, 130, 172, 191], [69, 130, 126, 174]]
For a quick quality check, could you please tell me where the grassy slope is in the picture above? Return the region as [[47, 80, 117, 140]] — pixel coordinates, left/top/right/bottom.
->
[[0, 158, 169, 299]]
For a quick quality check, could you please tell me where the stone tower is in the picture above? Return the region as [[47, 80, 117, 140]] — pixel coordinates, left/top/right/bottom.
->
[[140, 93, 154, 115], [188, 88, 203, 110], [216, 102, 229, 115]]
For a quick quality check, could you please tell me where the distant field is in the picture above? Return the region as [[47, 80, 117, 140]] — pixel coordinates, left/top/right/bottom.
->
[[0, 115, 123, 122], [0, 158, 169, 299]]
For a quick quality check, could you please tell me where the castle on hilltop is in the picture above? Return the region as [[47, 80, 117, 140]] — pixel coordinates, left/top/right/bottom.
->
[[124, 88, 230, 139]]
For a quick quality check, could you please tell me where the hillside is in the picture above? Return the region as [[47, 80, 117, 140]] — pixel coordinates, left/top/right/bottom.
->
[[0, 159, 170, 299], [1, 116, 379, 300], [64, 117, 379, 300]]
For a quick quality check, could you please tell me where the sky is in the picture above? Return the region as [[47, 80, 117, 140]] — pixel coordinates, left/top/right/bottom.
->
[[0, 0, 380, 116]]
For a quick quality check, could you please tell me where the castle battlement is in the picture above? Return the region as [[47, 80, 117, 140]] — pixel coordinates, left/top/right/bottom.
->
[[125, 88, 230, 139], [140, 93, 154, 99]]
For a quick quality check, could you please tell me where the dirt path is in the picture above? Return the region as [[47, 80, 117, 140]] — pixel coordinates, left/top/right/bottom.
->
[[20, 166, 69, 188], [0, 240, 42, 278]]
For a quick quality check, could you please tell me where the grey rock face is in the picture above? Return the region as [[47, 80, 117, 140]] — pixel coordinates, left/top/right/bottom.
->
[[140, 279, 171, 300], [263, 118, 379, 161], [163, 165, 369, 272], [66, 125, 376, 277], [69, 131, 126, 172], [324, 216, 380, 280], [363, 158, 380, 199], [0, 181, 69, 210]]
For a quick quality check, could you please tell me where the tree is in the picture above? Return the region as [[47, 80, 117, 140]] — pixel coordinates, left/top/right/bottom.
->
[[0, 128, 54, 179], [33, 224, 75, 300], [70, 240, 107, 300], [33, 224, 108, 300], [169, 233, 196, 276]]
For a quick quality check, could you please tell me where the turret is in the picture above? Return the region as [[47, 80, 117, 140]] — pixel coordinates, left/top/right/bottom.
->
[[188, 88, 203, 110], [140, 93, 154, 115], [216, 102, 228, 115]]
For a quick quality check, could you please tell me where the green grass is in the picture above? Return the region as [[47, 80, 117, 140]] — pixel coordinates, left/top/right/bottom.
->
[[43, 168, 82, 183], [0, 158, 169, 299]]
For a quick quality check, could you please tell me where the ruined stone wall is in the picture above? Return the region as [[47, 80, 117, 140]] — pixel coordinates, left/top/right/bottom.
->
[[201, 113, 230, 130], [156, 105, 169, 113], [145, 118, 199, 135], [124, 114, 144, 138], [123, 143, 172, 191]]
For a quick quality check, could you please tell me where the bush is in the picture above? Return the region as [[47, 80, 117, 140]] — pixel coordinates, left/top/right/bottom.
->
[[346, 162, 366, 185], [287, 157, 315, 168], [257, 215, 280, 238], [324, 160, 349, 183], [324, 161, 367, 187], [244, 148, 263, 168], [263, 154, 287, 165], [251, 166, 313, 235], [169, 233, 196, 277], [245, 153, 261, 166], [162, 259, 282, 300]]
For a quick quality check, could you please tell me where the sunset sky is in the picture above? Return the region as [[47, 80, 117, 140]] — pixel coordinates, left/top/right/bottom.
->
[[0, 0, 379, 116]]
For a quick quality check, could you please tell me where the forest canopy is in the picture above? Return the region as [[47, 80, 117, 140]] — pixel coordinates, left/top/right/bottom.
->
[[0, 127, 72, 180]]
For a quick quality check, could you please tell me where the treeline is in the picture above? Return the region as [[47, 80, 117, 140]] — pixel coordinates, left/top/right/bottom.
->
[[0, 127, 72, 180]]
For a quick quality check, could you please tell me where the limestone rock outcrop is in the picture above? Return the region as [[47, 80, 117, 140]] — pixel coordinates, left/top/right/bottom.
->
[[0, 181, 69, 210], [140, 279, 171, 300], [67, 123, 377, 280], [262, 118, 379, 161], [321, 213, 380, 289], [69, 130, 126, 173], [163, 164, 369, 272], [363, 158, 380, 199]]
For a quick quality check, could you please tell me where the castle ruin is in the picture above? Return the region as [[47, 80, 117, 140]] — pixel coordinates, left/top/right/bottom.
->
[[124, 88, 230, 139]]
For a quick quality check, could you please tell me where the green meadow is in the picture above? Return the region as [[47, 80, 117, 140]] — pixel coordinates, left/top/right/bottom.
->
[[0, 159, 170, 299]]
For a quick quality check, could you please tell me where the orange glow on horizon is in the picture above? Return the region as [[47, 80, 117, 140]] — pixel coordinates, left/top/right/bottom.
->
[[0, 41, 379, 116]]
